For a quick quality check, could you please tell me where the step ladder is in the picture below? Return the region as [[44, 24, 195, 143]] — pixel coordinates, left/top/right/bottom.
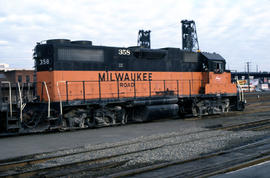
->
[[6, 111, 20, 132], [1, 81, 20, 133]]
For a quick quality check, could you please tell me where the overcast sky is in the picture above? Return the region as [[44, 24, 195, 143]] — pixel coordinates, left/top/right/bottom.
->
[[0, 0, 270, 72]]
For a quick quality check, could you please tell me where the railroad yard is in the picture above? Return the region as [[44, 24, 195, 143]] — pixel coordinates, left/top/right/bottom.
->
[[1, 0, 270, 177], [0, 92, 269, 177]]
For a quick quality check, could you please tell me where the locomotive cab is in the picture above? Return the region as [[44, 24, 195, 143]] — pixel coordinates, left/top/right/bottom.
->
[[208, 59, 225, 74], [200, 52, 237, 95], [201, 52, 226, 74]]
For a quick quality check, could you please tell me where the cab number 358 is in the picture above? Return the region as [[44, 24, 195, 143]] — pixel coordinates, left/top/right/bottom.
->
[[39, 59, 50, 65], [118, 49, 131, 55]]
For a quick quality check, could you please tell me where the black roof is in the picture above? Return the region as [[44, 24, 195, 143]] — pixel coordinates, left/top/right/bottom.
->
[[201, 52, 225, 61]]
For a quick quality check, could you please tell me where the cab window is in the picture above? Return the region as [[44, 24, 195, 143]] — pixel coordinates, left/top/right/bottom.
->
[[214, 62, 223, 73]]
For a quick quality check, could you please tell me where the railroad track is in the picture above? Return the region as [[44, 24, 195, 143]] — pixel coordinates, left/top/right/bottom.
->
[[217, 118, 270, 131], [107, 138, 270, 178], [1, 118, 270, 177], [0, 130, 225, 177]]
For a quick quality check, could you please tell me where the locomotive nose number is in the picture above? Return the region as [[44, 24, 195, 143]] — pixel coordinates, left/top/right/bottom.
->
[[118, 49, 131, 55], [39, 59, 50, 65]]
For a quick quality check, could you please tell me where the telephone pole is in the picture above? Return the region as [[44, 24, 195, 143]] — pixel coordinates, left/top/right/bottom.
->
[[246, 62, 251, 92]]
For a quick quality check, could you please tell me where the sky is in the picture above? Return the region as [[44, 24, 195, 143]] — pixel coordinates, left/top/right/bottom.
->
[[0, 0, 270, 72]]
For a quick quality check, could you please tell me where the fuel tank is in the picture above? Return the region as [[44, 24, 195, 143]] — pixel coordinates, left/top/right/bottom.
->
[[133, 104, 179, 122]]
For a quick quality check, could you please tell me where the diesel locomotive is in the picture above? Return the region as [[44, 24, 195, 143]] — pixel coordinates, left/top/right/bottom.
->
[[0, 37, 245, 134]]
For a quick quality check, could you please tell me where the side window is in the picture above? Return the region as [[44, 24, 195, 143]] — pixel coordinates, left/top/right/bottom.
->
[[18, 75, 22, 83], [26, 75, 30, 83], [215, 62, 223, 73]]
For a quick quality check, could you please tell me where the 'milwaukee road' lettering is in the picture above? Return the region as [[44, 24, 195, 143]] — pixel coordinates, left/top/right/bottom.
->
[[98, 72, 152, 82]]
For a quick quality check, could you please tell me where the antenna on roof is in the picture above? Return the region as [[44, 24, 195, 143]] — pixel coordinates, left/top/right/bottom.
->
[[137, 30, 151, 48]]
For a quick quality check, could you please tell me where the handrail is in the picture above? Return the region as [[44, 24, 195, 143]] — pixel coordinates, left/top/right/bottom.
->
[[63, 79, 205, 100], [43, 81, 51, 118], [27, 83, 31, 102], [56, 81, 66, 116], [62, 79, 202, 82], [20, 83, 24, 99], [236, 80, 244, 102], [17, 82, 23, 123], [1, 81, 12, 118]]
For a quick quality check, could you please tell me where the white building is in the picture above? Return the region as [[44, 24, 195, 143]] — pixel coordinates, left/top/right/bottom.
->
[[0, 63, 10, 71]]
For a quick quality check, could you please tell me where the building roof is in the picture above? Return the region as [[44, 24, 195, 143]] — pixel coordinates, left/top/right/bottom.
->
[[201, 52, 225, 61], [1, 69, 34, 72]]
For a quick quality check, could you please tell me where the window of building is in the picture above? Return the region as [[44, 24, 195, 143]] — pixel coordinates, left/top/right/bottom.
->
[[18, 75, 22, 82], [26, 75, 30, 83]]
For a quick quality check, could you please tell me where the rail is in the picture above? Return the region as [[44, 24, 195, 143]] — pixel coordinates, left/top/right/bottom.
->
[[1, 81, 12, 118], [237, 80, 245, 102], [0, 82, 37, 124], [42, 82, 51, 118], [0, 81, 51, 123], [57, 79, 207, 103], [1, 121, 270, 176], [17, 82, 23, 123], [56, 81, 66, 116], [27, 83, 31, 102]]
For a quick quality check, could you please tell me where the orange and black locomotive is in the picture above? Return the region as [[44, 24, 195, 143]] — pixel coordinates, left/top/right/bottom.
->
[[0, 35, 245, 135]]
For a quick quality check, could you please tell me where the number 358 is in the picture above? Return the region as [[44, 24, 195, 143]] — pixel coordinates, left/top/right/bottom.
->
[[118, 49, 131, 55], [39, 59, 49, 65]]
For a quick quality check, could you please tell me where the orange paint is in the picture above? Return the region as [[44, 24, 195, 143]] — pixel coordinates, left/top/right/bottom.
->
[[205, 72, 237, 94], [36, 70, 237, 102]]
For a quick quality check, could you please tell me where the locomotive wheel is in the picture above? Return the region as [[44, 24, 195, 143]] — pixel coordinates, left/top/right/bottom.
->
[[120, 109, 128, 125], [64, 108, 92, 128], [192, 104, 200, 117], [22, 105, 47, 128], [22, 110, 43, 128], [237, 102, 245, 111]]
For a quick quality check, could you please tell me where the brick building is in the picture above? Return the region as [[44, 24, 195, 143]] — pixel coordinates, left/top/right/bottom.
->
[[0, 70, 34, 83], [1, 69, 35, 104]]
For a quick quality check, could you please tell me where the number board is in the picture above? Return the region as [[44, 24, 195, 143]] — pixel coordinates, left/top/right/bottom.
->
[[39, 58, 50, 65], [118, 49, 131, 56]]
